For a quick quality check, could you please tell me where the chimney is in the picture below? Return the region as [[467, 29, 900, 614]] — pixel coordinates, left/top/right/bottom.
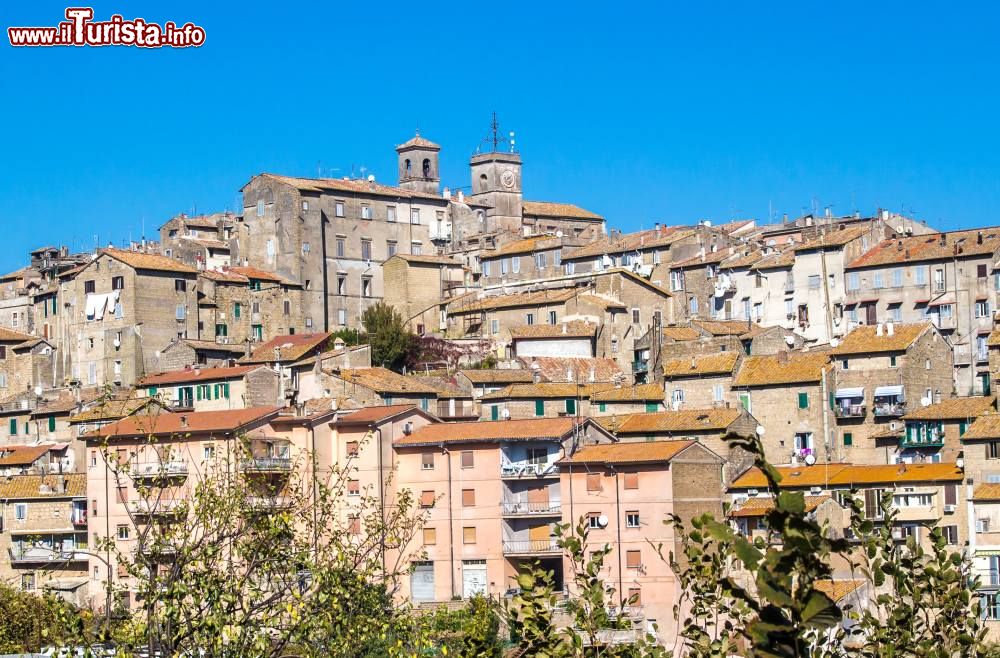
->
[[776, 351, 789, 363], [690, 356, 697, 370], [561, 322, 567, 334], [532, 369, 541, 384], [940, 233, 947, 247], [876, 323, 883, 337], [887, 322, 894, 336], [457, 190, 464, 203], [897, 240, 903, 251], [978, 231, 984, 245], [443, 186, 450, 199], [589, 367, 595, 382]]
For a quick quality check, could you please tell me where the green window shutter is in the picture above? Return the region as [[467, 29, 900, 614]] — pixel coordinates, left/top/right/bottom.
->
[[223, 383, 230, 399], [890, 356, 897, 367], [798, 392, 808, 409], [9, 419, 16, 435], [599, 403, 607, 412], [828, 393, 835, 410], [960, 421, 968, 436], [52, 297, 57, 315], [491, 405, 499, 421], [24, 422, 28, 435], [566, 399, 576, 415], [48, 416, 55, 432], [214, 384, 220, 399], [234, 302, 241, 319], [535, 400, 544, 417], [196, 386, 202, 401], [843, 432, 853, 447], [148, 386, 157, 396], [645, 402, 657, 413], [906, 424, 912, 441]]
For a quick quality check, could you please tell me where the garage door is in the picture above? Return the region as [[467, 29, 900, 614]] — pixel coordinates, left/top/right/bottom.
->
[[463, 559, 487, 598], [411, 561, 435, 603]]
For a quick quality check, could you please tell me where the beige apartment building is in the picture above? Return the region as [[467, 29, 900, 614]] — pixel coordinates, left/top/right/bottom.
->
[[135, 364, 280, 411]]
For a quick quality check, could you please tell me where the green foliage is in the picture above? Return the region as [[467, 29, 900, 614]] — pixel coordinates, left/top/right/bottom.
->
[[0, 583, 91, 653], [329, 327, 367, 347], [361, 301, 415, 371]]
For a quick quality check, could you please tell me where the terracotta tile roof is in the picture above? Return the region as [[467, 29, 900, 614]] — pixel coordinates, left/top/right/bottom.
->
[[670, 249, 734, 268], [962, 414, 1000, 440], [560, 440, 696, 465], [200, 269, 248, 284], [662, 351, 740, 377], [137, 365, 261, 387], [729, 495, 832, 518], [394, 417, 582, 446], [792, 224, 873, 252], [68, 396, 161, 423], [693, 320, 764, 337], [662, 326, 702, 341], [245, 332, 332, 363], [902, 396, 995, 421], [749, 250, 795, 271], [973, 483, 1000, 501], [334, 368, 440, 395], [0, 327, 37, 342], [185, 238, 230, 250], [227, 266, 286, 283], [521, 357, 624, 383], [563, 227, 693, 259], [509, 320, 597, 340], [489, 235, 560, 257], [590, 383, 664, 402], [721, 250, 766, 270], [733, 353, 830, 387], [449, 288, 577, 313], [0, 473, 86, 499], [458, 369, 535, 385], [389, 254, 463, 266], [0, 445, 52, 467], [814, 579, 865, 603], [577, 294, 627, 310], [848, 227, 1000, 268], [87, 406, 282, 439], [397, 134, 440, 150], [178, 338, 247, 354], [522, 201, 603, 221], [596, 408, 742, 434], [255, 173, 446, 201], [336, 404, 422, 425], [102, 248, 197, 274], [409, 375, 470, 398], [730, 462, 964, 489], [480, 382, 615, 401], [831, 322, 931, 355]]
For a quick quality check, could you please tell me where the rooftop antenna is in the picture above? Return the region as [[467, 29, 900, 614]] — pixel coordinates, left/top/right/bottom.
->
[[480, 112, 511, 153]]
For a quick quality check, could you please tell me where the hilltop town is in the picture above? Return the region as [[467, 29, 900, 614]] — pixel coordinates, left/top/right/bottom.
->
[[3, 123, 1000, 648]]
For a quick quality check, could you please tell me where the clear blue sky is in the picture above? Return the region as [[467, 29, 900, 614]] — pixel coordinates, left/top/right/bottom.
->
[[3, 1, 999, 271]]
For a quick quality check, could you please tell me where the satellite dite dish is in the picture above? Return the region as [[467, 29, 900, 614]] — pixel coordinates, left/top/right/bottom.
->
[[33, 386, 42, 397], [755, 425, 766, 436], [830, 338, 840, 348], [597, 515, 610, 528], [804, 453, 817, 466]]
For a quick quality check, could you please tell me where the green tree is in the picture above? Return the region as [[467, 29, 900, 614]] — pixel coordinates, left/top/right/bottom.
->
[[0, 583, 90, 653], [361, 301, 414, 372]]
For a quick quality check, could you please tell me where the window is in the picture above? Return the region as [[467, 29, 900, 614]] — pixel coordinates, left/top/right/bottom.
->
[[283, 300, 291, 316], [915, 265, 927, 285], [361, 240, 372, 261], [175, 304, 186, 320], [490, 319, 499, 334], [174, 279, 187, 293], [420, 490, 435, 507], [335, 201, 345, 217], [979, 263, 989, 279], [890, 355, 898, 367], [626, 511, 640, 528], [888, 304, 902, 322], [14, 503, 26, 520], [586, 473, 601, 492], [84, 279, 96, 294], [387, 241, 397, 258], [411, 208, 421, 225], [461, 451, 474, 468], [361, 205, 372, 220], [203, 444, 215, 460], [535, 252, 547, 269], [411, 242, 422, 255], [347, 479, 360, 496], [689, 297, 698, 315], [117, 525, 130, 541], [672, 389, 685, 405], [337, 274, 347, 296], [336, 238, 345, 258], [989, 441, 1000, 460], [670, 270, 684, 291], [362, 276, 372, 298], [632, 308, 640, 324], [977, 300, 991, 318], [215, 323, 227, 337], [534, 399, 544, 416], [548, 310, 557, 324], [463, 526, 476, 544], [422, 527, 436, 545], [891, 268, 903, 288], [346, 441, 359, 457], [8, 418, 15, 435], [808, 274, 821, 289], [847, 272, 860, 291], [624, 472, 639, 489], [256, 199, 265, 216], [112, 276, 124, 290], [798, 392, 809, 409], [21, 574, 35, 592], [626, 550, 642, 569], [843, 432, 853, 447], [934, 268, 945, 291], [566, 398, 576, 415], [526, 313, 534, 325], [462, 489, 475, 507], [587, 512, 602, 529], [421, 452, 434, 470], [387, 206, 396, 222], [337, 309, 347, 326]]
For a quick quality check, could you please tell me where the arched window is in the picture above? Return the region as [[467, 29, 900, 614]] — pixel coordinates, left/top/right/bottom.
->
[[479, 173, 488, 190], [404, 159, 412, 177], [422, 158, 431, 178]]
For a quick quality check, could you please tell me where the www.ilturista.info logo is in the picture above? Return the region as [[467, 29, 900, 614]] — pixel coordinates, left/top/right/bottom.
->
[[8, 8, 206, 48]]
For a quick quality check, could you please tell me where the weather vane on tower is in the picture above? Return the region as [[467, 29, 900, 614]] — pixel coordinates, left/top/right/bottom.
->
[[477, 112, 517, 154]]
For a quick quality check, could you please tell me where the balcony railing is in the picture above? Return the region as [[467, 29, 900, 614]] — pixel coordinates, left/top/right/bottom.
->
[[132, 461, 189, 479], [240, 457, 292, 473], [632, 361, 649, 374], [899, 434, 944, 449], [976, 568, 1000, 588], [873, 402, 906, 417], [502, 539, 561, 555], [500, 462, 559, 478], [71, 511, 87, 527], [130, 499, 186, 516], [247, 495, 293, 510], [9, 547, 88, 564], [834, 405, 866, 419], [501, 501, 562, 516]]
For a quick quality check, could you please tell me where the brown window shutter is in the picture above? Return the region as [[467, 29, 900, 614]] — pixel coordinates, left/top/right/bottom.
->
[[420, 490, 435, 507], [116, 487, 127, 504], [422, 452, 434, 469], [944, 483, 957, 506], [461, 450, 474, 468], [463, 526, 476, 544], [623, 472, 639, 490], [422, 527, 436, 545], [462, 489, 475, 507], [586, 473, 601, 492], [348, 479, 359, 495], [626, 549, 642, 569], [349, 516, 360, 535]]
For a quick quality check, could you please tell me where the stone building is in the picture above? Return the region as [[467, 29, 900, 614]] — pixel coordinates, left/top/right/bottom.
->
[[661, 351, 741, 409], [845, 227, 1000, 396], [0, 473, 89, 602], [159, 212, 236, 269], [478, 234, 589, 286], [508, 320, 597, 360], [828, 322, 955, 464], [382, 254, 468, 334], [589, 382, 665, 416], [152, 338, 247, 371], [59, 249, 200, 388], [479, 382, 613, 421], [136, 364, 281, 411], [0, 328, 57, 397], [322, 367, 439, 410], [900, 396, 996, 464], [197, 266, 304, 346]]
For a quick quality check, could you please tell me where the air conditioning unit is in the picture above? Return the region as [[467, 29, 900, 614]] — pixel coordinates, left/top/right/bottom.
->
[[747, 488, 759, 497], [809, 486, 822, 495], [944, 504, 956, 514]]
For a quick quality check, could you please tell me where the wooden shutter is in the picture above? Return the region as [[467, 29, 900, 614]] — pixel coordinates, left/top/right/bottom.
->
[[529, 524, 550, 542], [462, 489, 476, 507], [422, 527, 436, 545], [420, 490, 435, 507], [623, 472, 639, 490], [944, 483, 957, 506], [527, 484, 549, 504], [626, 549, 642, 568], [461, 451, 474, 468], [348, 516, 360, 535], [421, 452, 434, 469], [864, 489, 878, 519], [587, 473, 601, 492], [463, 526, 476, 544]]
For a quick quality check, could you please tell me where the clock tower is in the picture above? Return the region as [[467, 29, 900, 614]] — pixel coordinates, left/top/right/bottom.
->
[[467, 114, 523, 234]]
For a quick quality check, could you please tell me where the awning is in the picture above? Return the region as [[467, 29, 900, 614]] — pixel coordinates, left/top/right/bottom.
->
[[929, 292, 955, 306], [874, 385, 904, 397], [835, 387, 865, 399]]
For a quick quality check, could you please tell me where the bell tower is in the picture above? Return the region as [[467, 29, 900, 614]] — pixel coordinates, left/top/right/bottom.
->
[[468, 113, 523, 233], [396, 131, 441, 195]]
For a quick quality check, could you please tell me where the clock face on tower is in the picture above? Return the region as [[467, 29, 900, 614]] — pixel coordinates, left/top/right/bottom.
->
[[500, 169, 516, 189]]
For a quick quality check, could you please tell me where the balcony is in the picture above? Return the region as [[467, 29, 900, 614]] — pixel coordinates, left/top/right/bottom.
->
[[9, 547, 88, 565], [247, 495, 293, 510], [899, 434, 944, 449], [632, 361, 649, 374], [71, 511, 87, 527], [436, 401, 478, 420], [501, 501, 562, 517], [872, 400, 905, 418], [932, 315, 958, 330], [130, 499, 186, 516], [132, 461, 189, 480], [834, 404, 866, 419], [976, 568, 1000, 589], [240, 457, 292, 473], [501, 462, 559, 479], [893, 505, 940, 522], [502, 539, 561, 555]]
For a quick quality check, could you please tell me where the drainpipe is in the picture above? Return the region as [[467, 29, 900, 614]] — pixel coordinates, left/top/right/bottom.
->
[[375, 425, 386, 578], [320, 210, 330, 331], [613, 466, 624, 609], [821, 367, 832, 462], [309, 421, 318, 556], [442, 444, 456, 599], [819, 248, 834, 342]]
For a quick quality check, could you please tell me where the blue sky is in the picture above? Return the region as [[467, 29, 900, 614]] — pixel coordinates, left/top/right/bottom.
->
[[2, 1, 999, 271]]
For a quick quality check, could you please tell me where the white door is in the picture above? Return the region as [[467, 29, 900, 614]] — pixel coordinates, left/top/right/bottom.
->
[[411, 562, 435, 603], [462, 560, 487, 598]]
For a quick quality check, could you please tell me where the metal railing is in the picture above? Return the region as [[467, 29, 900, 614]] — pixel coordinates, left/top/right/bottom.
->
[[632, 361, 649, 374], [501, 501, 562, 516], [247, 496, 293, 510], [500, 462, 559, 478], [129, 499, 186, 515], [9, 547, 88, 564], [501, 539, 560, 554], [240, 457, 292, 473], [899, 434, 944, 448], [834, 405, 866, 418], [873, 402, 906, 417], [132, 461, 189, 479]]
